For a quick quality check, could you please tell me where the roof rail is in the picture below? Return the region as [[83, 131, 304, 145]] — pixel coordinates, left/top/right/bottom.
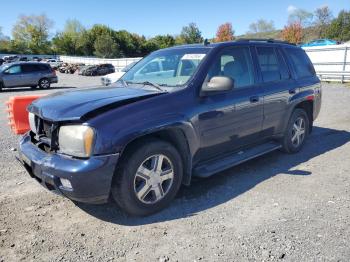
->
[[236, 38, 295, 45]]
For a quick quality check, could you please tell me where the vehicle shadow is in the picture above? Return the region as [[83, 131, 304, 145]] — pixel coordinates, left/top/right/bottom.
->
[[76, 126, 350, 225], [1, 86, 76, 92]]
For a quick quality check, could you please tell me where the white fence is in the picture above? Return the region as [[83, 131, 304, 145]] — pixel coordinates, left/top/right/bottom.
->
[[58, 56, 142, 70], [303, 44, 350, 82], [2, 45, 350, 82]]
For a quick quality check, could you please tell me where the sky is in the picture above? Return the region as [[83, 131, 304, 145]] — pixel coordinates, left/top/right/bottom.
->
[[0, 0, 348, 39]]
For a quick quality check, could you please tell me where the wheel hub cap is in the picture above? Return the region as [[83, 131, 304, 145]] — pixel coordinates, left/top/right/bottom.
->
[[291, 117, 305, 147], [134, 154, 174, 204]]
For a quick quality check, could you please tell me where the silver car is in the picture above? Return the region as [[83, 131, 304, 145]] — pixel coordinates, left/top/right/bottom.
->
[[0, 62, 58, 91]]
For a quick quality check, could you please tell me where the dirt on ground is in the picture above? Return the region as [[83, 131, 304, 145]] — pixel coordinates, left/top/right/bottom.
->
[[0, 74, 350, 261]]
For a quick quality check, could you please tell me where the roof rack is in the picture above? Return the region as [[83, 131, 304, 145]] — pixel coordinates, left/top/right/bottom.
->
[[236, 38, 295, 46]]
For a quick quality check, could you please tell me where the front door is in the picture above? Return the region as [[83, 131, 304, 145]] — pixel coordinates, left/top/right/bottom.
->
[[2, 65, 25, 87], [196, 46, 264, 162]]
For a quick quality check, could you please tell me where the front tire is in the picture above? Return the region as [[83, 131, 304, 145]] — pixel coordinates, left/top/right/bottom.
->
[[282, 108, 309, 153], [112, 139, 183, 216]]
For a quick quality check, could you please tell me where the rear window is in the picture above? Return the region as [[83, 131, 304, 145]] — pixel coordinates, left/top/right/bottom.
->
[[285, 48, 315, 78]]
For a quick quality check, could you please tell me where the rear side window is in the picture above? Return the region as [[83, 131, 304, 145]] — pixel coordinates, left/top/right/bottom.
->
[[285, 48, 315, 78], [22, 64, 40, 73], [256, 47, 291, 82]]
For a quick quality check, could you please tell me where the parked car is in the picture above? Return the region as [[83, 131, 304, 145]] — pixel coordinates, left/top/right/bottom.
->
[[300, 39, 338, 47], [0, 58, 4, 65], [18, 39, 321, 216], [19, 57, 28, 62], [46, 59, 63, 70], [3, 55, 18, 63], [81, 63, 115, 76], [101, 61, 137, 85], [0, 62, 58, 91], [32, 56, 42, 62]]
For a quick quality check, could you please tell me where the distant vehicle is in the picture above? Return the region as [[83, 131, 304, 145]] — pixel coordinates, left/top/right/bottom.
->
[[3, 55, 18, 63], [46, 59, 63, 69], [81, 64, 115, 76], [0, 62, 58, 91], [101, 61, 137, 85], [32, 57, 42, 62], [0, 58, 4, 65], [19, 57, 28, 62], [300, 39, 338, 47]]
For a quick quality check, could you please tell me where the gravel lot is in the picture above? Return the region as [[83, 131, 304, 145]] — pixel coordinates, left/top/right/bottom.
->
[[0, 74, 350, 261]]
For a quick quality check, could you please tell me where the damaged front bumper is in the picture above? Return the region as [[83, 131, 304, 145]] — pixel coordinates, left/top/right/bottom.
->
[[17, 133, 119, 204]]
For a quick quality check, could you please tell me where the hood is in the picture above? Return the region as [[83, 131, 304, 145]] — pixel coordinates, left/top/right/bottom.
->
[[28, 86, 163, 122]]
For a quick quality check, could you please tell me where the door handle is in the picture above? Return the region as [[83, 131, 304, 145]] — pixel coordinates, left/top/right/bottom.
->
[[289, 89, 297, 94], [250, 96, 259, 103]]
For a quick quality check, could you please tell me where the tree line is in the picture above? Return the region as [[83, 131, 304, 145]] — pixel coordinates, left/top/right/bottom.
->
[[0, 6, 349, 58]]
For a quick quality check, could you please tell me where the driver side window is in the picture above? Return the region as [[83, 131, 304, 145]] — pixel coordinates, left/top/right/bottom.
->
[[5, 65, 21, 74], [207, 47, 254, 88]]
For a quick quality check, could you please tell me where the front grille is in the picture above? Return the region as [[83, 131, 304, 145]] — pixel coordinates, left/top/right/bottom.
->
[[31, 116, 59, 152]]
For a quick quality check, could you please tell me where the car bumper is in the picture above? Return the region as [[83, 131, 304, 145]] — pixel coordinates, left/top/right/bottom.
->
[[18, 133, 119, 204], [49, 76, 58, 84]]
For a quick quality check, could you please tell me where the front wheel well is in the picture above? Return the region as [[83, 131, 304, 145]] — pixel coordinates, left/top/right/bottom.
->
[[295, 100, 313, 133], [117, 129, 192, 186]]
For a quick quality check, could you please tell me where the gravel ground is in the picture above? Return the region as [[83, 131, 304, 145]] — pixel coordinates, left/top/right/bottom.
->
[[0, 74, 350, 262]]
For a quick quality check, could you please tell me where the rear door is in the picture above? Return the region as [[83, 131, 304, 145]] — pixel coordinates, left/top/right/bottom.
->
[[254, 46, 294, 137], [21, 64, 40, 86]]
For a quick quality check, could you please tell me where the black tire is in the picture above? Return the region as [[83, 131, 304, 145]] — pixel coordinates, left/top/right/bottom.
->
[[38, 78, 50, 89], [111, 139, 183, 216], [0, 82, 3, 92], [281, 108, 309, 153]]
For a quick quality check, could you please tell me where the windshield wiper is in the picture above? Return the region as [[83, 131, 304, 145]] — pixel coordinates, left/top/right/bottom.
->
[[135, 81, 166, 91]]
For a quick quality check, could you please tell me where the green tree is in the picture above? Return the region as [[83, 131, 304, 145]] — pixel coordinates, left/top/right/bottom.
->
[[324, 10, 350, 41], [248, 19, 275, 33], [12, 14, 53, 54], [178, 23, 203, 44], [93, 33, 119, 58], [149, 34, 175, 49]]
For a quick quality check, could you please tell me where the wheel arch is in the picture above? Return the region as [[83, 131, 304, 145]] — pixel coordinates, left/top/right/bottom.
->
[[116, 127, 194, 186]]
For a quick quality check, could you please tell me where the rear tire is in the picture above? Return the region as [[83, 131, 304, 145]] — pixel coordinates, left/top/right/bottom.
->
[[111, 139, 183, 216], [38, 78, 50, 89], [281, 108, 309, 153]]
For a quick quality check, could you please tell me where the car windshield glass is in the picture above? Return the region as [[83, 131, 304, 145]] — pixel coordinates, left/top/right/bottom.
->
[[121, 48, 210, 87], [0, 64, 8, 71]]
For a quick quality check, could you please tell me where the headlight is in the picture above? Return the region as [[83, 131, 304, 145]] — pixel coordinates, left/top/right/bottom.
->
[[58, 125, 95, 158], [28, 112, 36, 133]]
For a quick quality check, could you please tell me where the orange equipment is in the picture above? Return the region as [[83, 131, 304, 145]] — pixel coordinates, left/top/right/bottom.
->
[[5, 94, 46, 135]]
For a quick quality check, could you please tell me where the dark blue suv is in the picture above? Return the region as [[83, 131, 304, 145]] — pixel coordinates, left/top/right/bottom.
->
[[18, 39, 322, 216]]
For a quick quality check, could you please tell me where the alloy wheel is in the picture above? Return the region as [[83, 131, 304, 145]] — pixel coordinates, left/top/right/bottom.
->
[[291, 117, 306, 147], [133, 154, 174, 204]]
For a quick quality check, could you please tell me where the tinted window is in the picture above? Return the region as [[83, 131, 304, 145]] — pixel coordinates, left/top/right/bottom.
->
[[22, 64, 39, 73], [285, 48, 315, 78], [276, 50, 290, 80], [38, 64, 50, 71], [207, 47, 254, 88], [256, 47, 280, 82]]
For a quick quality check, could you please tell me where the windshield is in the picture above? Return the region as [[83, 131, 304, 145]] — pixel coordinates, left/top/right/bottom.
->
[[121, 48, 210, 87], [0, 64, 9, 72]]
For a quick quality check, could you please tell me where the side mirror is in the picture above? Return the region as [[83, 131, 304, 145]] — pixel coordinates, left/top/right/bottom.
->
[[201, 76, 234, 95]]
